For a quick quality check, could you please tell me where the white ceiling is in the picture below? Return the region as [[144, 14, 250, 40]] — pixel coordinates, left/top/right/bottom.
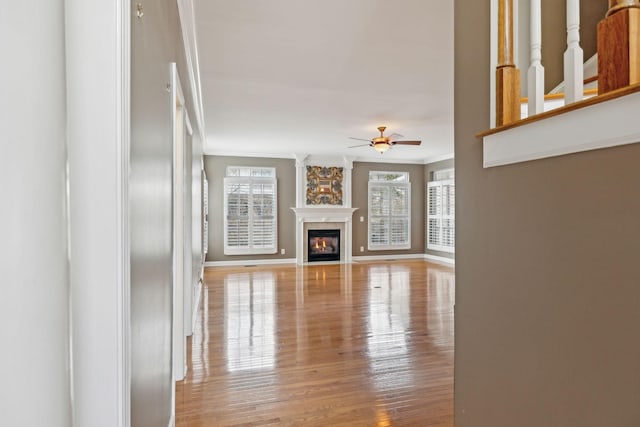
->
[[193, 0, 454, 164]]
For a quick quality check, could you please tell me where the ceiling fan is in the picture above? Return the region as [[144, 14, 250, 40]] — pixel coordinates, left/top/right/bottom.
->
[[349, 126, 422, 154]]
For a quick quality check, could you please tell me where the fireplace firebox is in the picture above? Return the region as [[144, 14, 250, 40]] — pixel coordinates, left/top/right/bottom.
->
[[308, 229, 340, 262]]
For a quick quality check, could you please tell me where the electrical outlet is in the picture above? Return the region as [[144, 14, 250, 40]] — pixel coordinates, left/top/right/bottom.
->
[[360, 216, 364, 222], [280, 248, 285, 255], [360, 246, 364, 252]]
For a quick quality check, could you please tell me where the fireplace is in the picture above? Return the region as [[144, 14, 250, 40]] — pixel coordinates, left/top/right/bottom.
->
[[308, 229, 340, 262]]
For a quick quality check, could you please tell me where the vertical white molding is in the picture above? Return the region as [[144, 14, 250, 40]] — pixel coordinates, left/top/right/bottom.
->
[[176, 0, 205, 143], [183, 113, 194, 341], [345, 218, 354, 264], [65, 0, 130, 426], [116, 2, 131, 426], [293, 154, 307, 264], [564, 0, 583, 104], [171, 64, 186, 390], [294, 153, 308, 208], [528, 0, 544, 115], [343, 156, 354, 208]]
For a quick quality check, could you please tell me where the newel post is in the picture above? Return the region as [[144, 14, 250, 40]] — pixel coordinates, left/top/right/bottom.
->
[[496, 0, 521, 126], [598, 0, 640, 94], [564, 0, 584, 104]]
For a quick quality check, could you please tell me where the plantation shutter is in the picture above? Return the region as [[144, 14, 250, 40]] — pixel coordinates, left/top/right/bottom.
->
[[368, 172, 411, 250], [390, 185, 410, 245], [224, 167, 277, 255], [427, 178, 454, 252], [251, 181, 276, 249]]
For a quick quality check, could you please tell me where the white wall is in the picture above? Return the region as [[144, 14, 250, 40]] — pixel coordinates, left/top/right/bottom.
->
[[0, 1, 71, 425]]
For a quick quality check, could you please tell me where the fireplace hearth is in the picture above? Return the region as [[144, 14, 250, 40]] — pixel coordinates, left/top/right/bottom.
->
[[308, 229, 340, 262]]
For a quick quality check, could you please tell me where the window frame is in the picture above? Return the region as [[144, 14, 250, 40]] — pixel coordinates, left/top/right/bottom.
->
[[223, 166, 278, 255], [426, 168, 455, 253], [367, 171, 411, 251]]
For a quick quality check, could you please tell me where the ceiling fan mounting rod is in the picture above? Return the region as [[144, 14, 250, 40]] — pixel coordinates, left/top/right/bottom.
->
[[377, 126, 387, 136]]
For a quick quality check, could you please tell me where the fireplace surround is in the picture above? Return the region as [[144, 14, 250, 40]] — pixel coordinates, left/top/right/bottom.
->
[[291, 207, 357, 265]]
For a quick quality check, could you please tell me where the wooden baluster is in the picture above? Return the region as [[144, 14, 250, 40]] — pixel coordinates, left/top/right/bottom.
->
[[496, 0, 521, 126], [528, 0, 544, 115], [564, 0, 584, 104]]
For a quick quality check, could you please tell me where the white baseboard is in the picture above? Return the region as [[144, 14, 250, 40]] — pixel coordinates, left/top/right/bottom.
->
[[204, 258, 297, 267], [205, 255, 455, 267], [424, 253, 455, 266], [352, 253, 427, 262]]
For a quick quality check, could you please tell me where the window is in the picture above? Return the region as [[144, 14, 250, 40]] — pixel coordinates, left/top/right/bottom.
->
[[368, 171, 411, 250], [427, 169, 455, 253], [224, 166, 277, 255]]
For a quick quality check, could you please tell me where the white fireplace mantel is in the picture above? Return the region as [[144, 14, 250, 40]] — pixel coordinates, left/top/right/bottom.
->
[[291, 207, 358, 265], [291, 207, 358, 222]]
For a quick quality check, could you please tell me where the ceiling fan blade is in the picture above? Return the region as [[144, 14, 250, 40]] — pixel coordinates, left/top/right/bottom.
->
[[348, 143, 372, 148], [387, 133, 404, 141], [348, 137, 372, 142], [392, 140, 422, 146]]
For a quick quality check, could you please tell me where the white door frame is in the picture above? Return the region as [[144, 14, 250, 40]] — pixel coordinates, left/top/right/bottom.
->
[[66, 0, 131, 426], [183, 112, 194, 340], [171, 63, 187, 389]]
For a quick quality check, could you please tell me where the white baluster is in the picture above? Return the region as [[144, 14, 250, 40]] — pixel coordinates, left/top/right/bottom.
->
[[528, 0, 544, 115], [564, 0, 584, 104]]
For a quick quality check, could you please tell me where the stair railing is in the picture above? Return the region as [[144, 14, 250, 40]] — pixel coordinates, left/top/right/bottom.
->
[[495, 0, 640, 126]]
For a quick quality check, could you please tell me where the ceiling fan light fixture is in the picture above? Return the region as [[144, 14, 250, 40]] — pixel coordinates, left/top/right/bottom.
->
[[373, 141, 391, 153]]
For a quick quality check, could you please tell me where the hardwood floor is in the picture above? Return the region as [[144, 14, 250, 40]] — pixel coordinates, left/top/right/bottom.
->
[[176, 260, 454, 426]]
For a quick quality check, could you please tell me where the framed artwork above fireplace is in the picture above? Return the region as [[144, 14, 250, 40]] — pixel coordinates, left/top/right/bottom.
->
[[305, 166, 343, 205]]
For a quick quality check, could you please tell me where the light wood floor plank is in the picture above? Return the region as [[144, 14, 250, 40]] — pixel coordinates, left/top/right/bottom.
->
[[176, 260, 454, 426]]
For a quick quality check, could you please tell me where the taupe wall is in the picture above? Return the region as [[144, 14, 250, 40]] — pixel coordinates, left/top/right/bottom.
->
[[455, 1, 640, 425], [352, 162, 425, 256], [130, 1, 199, 425], [204, 158, 433, 261], [204, 156, 296, 262], [424, 158, 455, 260]]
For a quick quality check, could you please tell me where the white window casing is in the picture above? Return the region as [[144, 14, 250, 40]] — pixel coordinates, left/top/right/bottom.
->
[[224, 167, 277, 255], [427, 177, 455, 253], [368, 171, 411, 250]]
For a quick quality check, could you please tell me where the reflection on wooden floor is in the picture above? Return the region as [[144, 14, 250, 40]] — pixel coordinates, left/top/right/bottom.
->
[[176, 260, 454, 426]]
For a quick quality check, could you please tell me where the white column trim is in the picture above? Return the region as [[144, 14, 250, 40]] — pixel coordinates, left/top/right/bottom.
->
[[342, 156, 354, 208], [176, 0, 205, 142], [293, 153, 308, 208], [65, 0, 131, 425], [116, 1, 131, 425]]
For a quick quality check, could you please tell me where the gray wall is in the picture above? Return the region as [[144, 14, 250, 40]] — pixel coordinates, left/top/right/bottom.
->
[[455, 1, 640, 425], [1, 2, 70, 425], [204, 158, 432, 261], [130, 1, 199, 425], [424, 158, 455, 260], [352, 162, 425, 256], [204, 156, 296, 262]]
